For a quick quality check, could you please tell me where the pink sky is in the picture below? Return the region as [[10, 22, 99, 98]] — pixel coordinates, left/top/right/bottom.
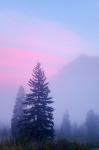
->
[[0, 48, 66, 86], [0, 1, 97, 124], [0, 14, 89, 87]]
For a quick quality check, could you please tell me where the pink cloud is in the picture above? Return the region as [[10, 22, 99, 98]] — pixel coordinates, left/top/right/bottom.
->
[[0, 48, 66, 86], [18, 24, 87, 53], [0, 15, 88, 56]]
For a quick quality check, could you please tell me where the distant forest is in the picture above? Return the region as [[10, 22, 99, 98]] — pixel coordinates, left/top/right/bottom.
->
[[0, 63, 99, 144]]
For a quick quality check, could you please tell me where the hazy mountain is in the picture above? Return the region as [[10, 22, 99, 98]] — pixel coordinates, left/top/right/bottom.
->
[[51, 55, 99, 125]]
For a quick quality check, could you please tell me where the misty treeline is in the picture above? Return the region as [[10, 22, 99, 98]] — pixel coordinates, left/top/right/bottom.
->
[[0, 63, 99, 144], [56, 110, 99, 142], [0, 124, 11, 141], [1, 110, 99, 143]]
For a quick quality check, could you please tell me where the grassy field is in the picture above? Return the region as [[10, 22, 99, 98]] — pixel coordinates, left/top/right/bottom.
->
[[0, 139, 99, 150]]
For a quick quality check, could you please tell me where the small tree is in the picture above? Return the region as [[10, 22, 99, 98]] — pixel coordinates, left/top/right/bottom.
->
[[60, 111, 71, 139], [86, 110, 99, 141], [19, 63, 54, 141], [11, 86, 25, 139]]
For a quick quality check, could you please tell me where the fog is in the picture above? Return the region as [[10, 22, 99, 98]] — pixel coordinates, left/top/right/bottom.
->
[[51, 55, 99, 126], [0, 0, 98, 144], [0, 54, 99, 128]]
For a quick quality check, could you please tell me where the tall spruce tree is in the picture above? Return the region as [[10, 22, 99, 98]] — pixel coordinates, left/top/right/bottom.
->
[[11, 86, 25, 139], [20, 63, 54, 141]]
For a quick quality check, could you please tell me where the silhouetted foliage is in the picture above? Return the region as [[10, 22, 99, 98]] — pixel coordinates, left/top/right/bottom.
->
[[0, 139, 95, 150], [11, 86, 25, 139], [18, 63, 54, 142]]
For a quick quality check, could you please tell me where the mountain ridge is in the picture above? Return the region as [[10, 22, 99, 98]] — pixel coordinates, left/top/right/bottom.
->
[[51, 55, 99, 125]]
